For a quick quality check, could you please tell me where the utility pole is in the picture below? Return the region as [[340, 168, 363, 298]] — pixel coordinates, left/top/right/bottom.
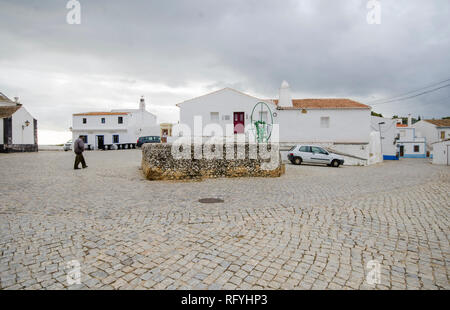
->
[[378, 122, 385, 157]]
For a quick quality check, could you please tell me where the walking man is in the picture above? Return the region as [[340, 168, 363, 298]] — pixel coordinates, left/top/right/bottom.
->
[[74, 135, 88, 169]]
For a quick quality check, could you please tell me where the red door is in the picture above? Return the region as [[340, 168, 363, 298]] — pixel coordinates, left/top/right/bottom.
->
[[234, 112, 245, 134]]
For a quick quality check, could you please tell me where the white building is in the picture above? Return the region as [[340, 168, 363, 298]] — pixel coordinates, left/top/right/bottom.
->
[[177, 82, 382, 165], [412, 119, 450, 153], [371, 116, 398, 160], [395, 117, 426, 158], [0, 92, 37, 152], [431, 139, 450, 165], [71, 97, 159, 150]]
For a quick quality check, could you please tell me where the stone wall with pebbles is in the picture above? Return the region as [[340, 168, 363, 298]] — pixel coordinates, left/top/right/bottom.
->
[[142, 143, 285, 180]]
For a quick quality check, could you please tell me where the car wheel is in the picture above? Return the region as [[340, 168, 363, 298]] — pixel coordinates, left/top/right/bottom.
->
[[331, 160, 340, 167], [294, 157, 302, 165]]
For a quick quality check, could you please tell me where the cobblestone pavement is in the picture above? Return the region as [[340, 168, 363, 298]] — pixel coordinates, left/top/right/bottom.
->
[[0, 150, 449, 290]]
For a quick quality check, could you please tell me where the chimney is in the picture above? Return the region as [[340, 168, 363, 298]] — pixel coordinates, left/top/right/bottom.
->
[[14, 97, 19, 103], [139, 96, 145, 110], [278, 80, 293, 108], [407, 114, 412, 127]]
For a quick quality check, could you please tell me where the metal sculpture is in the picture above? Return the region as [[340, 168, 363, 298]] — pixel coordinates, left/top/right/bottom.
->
[[250, 102, 274, 143]]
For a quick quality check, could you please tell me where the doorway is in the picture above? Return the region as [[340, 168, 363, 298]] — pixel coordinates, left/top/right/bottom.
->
[[96, 135, 104, 150], [399, 145, 404, 157], [233, 112, 245, 134]]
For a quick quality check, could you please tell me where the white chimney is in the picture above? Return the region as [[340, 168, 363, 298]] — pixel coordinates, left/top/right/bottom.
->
[[278, 80, 292, 108], [407, 114, 412, 127], [139, 96, 146, 110]]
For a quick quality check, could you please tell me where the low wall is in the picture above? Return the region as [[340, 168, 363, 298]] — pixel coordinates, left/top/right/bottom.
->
[[0, 144, 38, 153], [142, 143, 285, 180]]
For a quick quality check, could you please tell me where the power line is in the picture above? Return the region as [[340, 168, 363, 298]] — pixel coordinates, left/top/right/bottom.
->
[[366, 77, 450, 105], [369, 83, 450, 106]]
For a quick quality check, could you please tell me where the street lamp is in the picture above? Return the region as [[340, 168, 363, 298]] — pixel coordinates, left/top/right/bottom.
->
[[22, 120, 30, 130], [378, 122, 385, 157]]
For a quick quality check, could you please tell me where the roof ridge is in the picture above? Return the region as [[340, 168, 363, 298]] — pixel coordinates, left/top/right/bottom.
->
[[177, 87, 274, 106]]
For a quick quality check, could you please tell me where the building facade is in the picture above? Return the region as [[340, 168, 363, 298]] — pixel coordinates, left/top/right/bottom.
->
[[412, 119, 450, 152], [177, 82, 381, 165], [371, 116, 398, 160], [395, 123, 426, 158], [71, 97, 159, 150], [0, 92, 37, 152], [431, 139, 450, 165], [160, 123, 173, 143]]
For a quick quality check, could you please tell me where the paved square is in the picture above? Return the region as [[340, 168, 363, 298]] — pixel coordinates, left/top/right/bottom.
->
[[0, 150, 449, 289]]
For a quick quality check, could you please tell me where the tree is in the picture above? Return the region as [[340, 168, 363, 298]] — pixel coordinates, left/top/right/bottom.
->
[[371, 111, 383, 117]]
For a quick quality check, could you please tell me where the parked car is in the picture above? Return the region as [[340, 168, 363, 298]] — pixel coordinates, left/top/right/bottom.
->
[[63, 140, 72, 151], [136, 136, 161, 147], [287, 144, 345, 167]]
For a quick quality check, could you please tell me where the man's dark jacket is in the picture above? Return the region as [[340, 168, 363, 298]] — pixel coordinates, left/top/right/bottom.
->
[[74, 138, 85, 155]]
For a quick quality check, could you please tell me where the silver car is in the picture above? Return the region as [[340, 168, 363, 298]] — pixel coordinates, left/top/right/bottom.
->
[[63, 140, 72, 151], [287, 144, 345, 167]]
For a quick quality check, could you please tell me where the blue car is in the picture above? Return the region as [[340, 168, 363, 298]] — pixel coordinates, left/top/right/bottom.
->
[[136, 136, 161, 147]]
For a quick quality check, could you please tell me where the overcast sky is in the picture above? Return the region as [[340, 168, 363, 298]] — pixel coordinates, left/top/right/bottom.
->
[[1, 0, 449, 143]]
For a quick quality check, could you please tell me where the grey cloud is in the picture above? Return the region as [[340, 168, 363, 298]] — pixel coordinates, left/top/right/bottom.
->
[[0, 0, 449, 135]]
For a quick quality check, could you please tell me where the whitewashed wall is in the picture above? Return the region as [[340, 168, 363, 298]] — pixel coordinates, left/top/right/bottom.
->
[[413, 120, 450, 150], [277, 109, 370, 143], [371, 116, 397, 158], [432, 140, 450, 165], [397, 140, 426, 157], [72, 114, 129, 131], [179, 88, 274, 138], [179, 88, 371, 144], [12, 107, 35, 144], [368, 131, 383, 165], [126, 110, 159, 141], [72, 110, 159, 149]]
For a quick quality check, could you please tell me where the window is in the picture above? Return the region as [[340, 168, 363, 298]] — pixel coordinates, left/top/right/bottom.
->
[[101, 118, 106, 124], [320, 117, 330, 128], [210, 112, 219, 121], [414, 145, 420, 152], [299, 146, 311, 152], [222, 115, 230, 121], [311, 146, 328, 154], [113, 135, 119, 143], [82, 118, 87, 124], [118, 116, 123, 124], [80, 135, 88, 143], [441, 131, 445, 140]]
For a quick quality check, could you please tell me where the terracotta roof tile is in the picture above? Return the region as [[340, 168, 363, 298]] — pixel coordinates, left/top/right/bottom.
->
[[272, 98, 369, 109], [73, 112, 128, 116], [424, 119, 450, 127], [0, 105, 21, 118]]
